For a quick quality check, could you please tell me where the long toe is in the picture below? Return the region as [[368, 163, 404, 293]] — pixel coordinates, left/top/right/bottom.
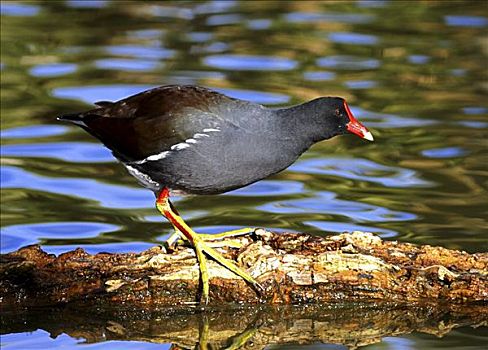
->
[[195, 238, 259, 289]]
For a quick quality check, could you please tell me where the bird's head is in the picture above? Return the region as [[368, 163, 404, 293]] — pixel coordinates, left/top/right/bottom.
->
[[316, 97, 374, 142]]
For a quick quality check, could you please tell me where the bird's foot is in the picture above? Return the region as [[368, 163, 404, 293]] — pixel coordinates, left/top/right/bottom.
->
[[190, 233, 261, 304], [156, 189, 261, 304]]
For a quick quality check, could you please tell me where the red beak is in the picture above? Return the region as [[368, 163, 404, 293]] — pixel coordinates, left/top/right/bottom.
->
[[344, 101, 374, 141]]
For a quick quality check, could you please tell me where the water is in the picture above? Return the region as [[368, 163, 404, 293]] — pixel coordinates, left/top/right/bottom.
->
[[1, 0, 487, 349]]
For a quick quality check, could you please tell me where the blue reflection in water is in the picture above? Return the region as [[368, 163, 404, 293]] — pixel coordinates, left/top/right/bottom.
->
[[317, 55, 380, 70], [356, 0, 388, 8], [0, 2, 40, 16], [186, 31, 213, 42], [344, 80, 377, 89], [303, 71, 336, 81], [1, 125, 69, 139], [52, 84, 159, 104], [462, 106, 488, 115], [290, 158, 431, 188], [305, 221, 397, 238], [408, 55, 430, 64], [195, 42, 230, 54], [52, 84, 290, 105], [127, 29, 166, 40], [67, 0, 109, 8], [1, 166, 154, 209], [444, 15, 488, 28], [422, 147, 467, 158], [194, 0, 237, 15], [1, 142, 114, 163], [1, 330, 170, 349], [43, 242, 155, 255], [456, 120, 488, 128], [258, 191, 416, 223], [226, 180, 304, 197], [247, 19, 272, 30], [149, 5, 194, 20], [285, 12, 374, 24], [105, 45, 176, 60], [1, 331, 80, 349], [1, 222, 119, 253], [95, 58, 162, 72], [350, 106, 437, 128], [206, 13, 243, 26], [328, 32, 379, 45], [204, 54, 298, 71], [29, 63, 78, 77]]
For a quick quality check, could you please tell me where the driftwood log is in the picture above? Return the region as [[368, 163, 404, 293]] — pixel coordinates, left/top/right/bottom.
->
[[1, 230, 487, 348], [1, 230, 487, 307]]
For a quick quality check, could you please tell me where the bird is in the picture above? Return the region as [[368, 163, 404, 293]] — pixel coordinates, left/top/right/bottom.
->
[[58, 84, 373, 303]]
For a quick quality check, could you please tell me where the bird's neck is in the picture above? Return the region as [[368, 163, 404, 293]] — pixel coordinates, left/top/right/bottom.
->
[[276, 100, 336, 145]]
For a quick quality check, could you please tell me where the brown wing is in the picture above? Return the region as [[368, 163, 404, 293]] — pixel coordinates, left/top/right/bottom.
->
[[59, 85, 233, 161]]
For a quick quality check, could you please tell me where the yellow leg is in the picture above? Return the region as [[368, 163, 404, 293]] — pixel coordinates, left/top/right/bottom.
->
[[156, 188, 261, 304]]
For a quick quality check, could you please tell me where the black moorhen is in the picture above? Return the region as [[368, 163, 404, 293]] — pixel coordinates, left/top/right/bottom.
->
[[58, 85, 373, 303]]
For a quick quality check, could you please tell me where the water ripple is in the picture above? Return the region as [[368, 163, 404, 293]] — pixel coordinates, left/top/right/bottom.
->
[[204, 54, 298, 71], [422, 147, 467, 158], [1, 125, 69, 139], [445, 15, 488, 28], [43, 242, 155, 255], [285, 12, 374, 24], [29, 63, 78, 77], [350, 106, 437, 128], [105, 45, 176, 60], [0, 2, 40, 16], [258, 191, 416, 222], [303, 71, 336, 81], [462, 107, 487, 115], [95, 58, 162, 72], [1, 222, 119, 253], [66, 0, 109, 9], [52, 84, 159, 104], [226, 180, 304, 197], [328, 32, 379, 45], [317, 55, 380, 70], [408, 55, 430, 64], [1, 166, 154, 209], [206, 13, 243, 26], [344, 80, 377, 89], [2, 142, 114, 163], [247, 19, 272, 30], [290, 158, 432, 188]]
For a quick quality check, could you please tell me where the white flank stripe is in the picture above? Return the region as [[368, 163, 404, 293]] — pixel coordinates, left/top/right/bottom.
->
[[193, 133, 209, 138], [146, 151, 171, 161], [171, 143, 190, 150], [132, 127, 219, 164]]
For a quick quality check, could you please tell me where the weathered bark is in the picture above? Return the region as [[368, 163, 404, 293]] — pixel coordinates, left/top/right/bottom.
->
[[1, 230, 487, 308]]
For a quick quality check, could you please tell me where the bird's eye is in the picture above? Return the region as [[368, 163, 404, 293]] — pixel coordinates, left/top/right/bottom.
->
[[335, 108, 341, 117]]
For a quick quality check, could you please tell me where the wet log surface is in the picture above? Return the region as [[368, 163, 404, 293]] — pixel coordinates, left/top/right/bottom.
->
[[1, 230, 487, 307]]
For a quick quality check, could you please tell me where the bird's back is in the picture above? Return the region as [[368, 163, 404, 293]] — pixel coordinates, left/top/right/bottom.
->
[[59, 85, 308, 194]]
